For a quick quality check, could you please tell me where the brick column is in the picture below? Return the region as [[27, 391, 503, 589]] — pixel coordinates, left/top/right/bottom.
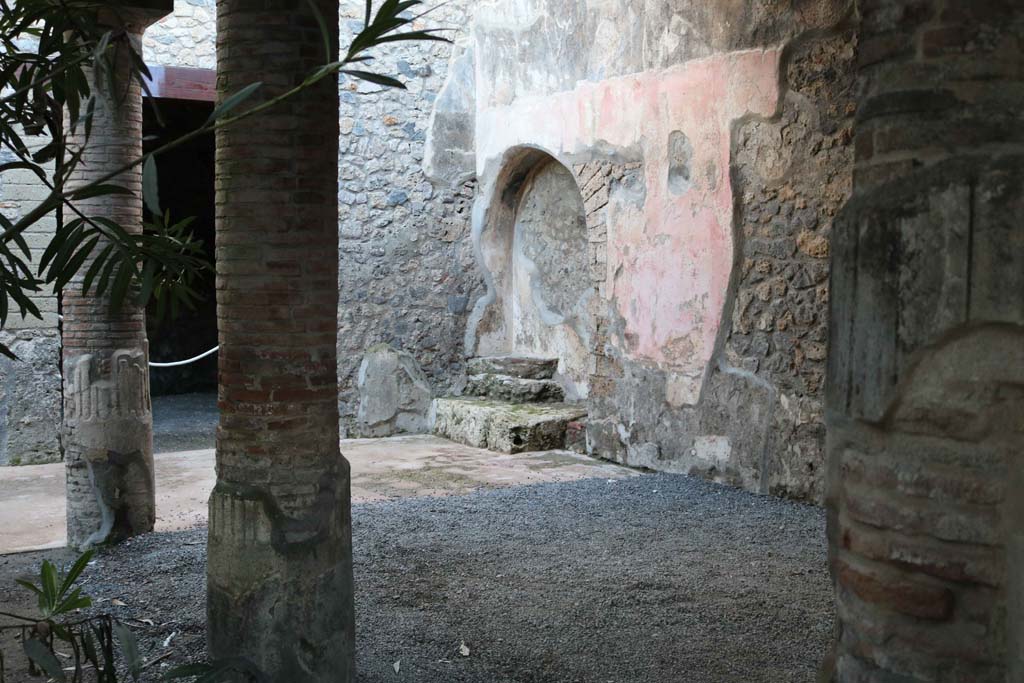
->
[[63, 28, 155, 550], [826, 0, 1024, 680], [206, 0, 354, 679]]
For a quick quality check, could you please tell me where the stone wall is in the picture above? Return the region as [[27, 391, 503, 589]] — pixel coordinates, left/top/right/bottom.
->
[[336, 0, 484, 436], [0, 137, 62, 464], [2, 0, 484, 454], [433, 0, 856, 503], [144, 0, 216, 69], [0, 2, 209, 467], [725, 25, 856, 500]]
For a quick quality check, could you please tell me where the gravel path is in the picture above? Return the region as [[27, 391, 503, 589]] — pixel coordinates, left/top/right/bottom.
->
[[152, 392, 217, 453], [1, 473, 833, 682]]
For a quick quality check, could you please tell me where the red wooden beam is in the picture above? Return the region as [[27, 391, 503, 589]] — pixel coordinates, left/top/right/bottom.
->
[[144, 65, 216, 102]]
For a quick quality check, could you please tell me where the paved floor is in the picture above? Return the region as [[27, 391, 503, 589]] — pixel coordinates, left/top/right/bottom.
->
[[0, 435, 635, 553], [0, 394, 834, 681]]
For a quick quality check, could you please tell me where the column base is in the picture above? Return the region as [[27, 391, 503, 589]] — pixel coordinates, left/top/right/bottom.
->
[[207, 479, 355, 682]]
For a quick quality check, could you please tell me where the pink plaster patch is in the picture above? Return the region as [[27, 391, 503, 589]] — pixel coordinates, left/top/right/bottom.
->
[[477, 50, 781, 382]]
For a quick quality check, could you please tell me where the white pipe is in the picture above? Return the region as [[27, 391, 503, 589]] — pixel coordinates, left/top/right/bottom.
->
[[149, 345, 219, 367]]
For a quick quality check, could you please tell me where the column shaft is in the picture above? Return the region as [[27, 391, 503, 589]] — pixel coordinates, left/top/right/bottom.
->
[[207, 0, 354, 679], [63, 31, 154, 550], [827, 0, 1024, 679]]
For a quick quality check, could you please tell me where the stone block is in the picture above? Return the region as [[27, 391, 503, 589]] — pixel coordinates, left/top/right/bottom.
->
[[565, 420, 587, 454], [356, 343, 433, 437], [464, 374, 564, 403], [0, 331, 61, 465], [431, 397, 586, 453], [465, 355, 558, 380]]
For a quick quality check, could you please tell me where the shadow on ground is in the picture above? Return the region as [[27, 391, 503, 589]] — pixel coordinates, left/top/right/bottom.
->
[[153, 392, 218, 453], [0, 473, 832, 682]]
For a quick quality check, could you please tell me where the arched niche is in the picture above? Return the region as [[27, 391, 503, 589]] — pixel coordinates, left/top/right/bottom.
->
[[471, 148, 594, 400]]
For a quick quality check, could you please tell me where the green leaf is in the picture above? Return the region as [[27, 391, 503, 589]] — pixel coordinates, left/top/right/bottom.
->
[[0, 342, 17, 362], [137, 256, 157, 307], [304, 0, 333, 64], [142, 155, 160, 215], [15, 578, 42, 595], [374, 29, 451, 45], [95, 252, 119, 297], [40, 559, 59, 615], [39, 218, 84, 273], [81, 94, 97, 138], [114, 621, 142, 681], [82, 243, 114, 295], [81, 627, 100, 671], [54, 235, 100, 292], [341, 69, 406, 89], [207, 82, 262, 125], [0, 161, 45, 179], [109, 259, 135, 315], [23, 638, 67, 682], [55, 586, 92, 614], [69, 184, 133, 201], [61, 549, 94, 594]]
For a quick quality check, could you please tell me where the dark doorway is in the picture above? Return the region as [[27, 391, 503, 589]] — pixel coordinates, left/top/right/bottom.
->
[[143, 98, 216, 396]]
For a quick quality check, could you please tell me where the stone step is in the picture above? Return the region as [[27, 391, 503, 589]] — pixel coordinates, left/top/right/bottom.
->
[[431, 397, 586, 454], [464, 374, 564, 403], [465, 355, 558, 380]]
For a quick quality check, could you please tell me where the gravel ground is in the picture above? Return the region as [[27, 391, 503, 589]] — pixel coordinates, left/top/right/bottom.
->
[[0, 473, 833, 682], [152, 392, 217, 453]]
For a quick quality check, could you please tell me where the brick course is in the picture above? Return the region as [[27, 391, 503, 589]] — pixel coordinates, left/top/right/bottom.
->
[[206, 0, 354, 677]]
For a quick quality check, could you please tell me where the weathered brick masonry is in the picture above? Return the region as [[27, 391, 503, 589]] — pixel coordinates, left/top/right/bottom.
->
[[62, 26, 155, 549], [206, 0, 354, 677], [826, 0, 1024, 679]]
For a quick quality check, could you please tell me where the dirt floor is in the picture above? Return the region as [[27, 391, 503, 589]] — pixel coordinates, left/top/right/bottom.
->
[[0, 474, 833, 682]]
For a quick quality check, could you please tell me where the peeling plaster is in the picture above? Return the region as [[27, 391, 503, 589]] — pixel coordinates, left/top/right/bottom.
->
[[472, 50, 782, 401]]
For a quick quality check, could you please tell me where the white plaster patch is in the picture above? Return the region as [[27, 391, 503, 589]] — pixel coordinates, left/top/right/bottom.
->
[[691, 435, 731, 466], [665, 371, 701, 407]]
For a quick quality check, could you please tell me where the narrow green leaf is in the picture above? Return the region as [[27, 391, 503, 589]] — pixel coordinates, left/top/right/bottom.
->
[[304, 0, 333, 64], [69, 184, 133, 201], [207, 82, 262, 125], [95, 252, 119, 297], [82, 94, 97, 138], [341, 69, 406, 89], [0, 161, 45, 179], [142, 156, 160, 215], [109, 260, 133, 315], [113, 621, 142, 681], [61, 549, 94, 594], [55, 588, 92, 614], [137, 257, 157, 307], [40, 560, 59, 614], [39, 218, 84, 273], [82, 243, 114, 295], [23, 638, 67, 682], [375, 29, 451, 45], [82, 628, 100, 671]]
